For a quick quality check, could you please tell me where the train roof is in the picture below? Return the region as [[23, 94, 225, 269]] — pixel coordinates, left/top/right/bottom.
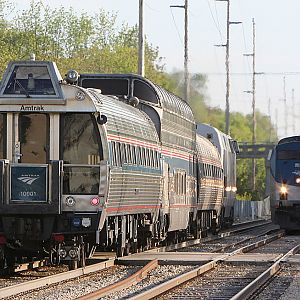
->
[[278, 136, 300, 145], [90, 89, 159, 144], [196, 134, 222, 167], [196, 123, 232, 140], [79, 73, 194, 122], [196, 123, 239, 154]]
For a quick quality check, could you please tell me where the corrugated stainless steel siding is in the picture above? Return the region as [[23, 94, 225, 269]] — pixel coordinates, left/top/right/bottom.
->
[[153, 84, 194, 121], [161, 110, 195, 152], [94, 93, 158, 144], [196, 135, 222, 167], [198, 179, 224, 211], [107, 169, 162, 214]]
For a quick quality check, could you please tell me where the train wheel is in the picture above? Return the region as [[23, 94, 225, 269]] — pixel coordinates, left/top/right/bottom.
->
[[131, 241, 138, 254], [68, 260, 78, 270], [211, 220, 217, 235], [5, 253, 15, 268], [123, 242, 131, 256], [78, 246, 86, 268], [193, 214, 202, 239], [116, 245, 125, 257], [0, 247, 5, 269]]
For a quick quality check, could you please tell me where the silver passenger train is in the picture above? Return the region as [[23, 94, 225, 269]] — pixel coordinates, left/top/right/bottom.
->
[[196, 123, 239, 226], [0, 60, 238, 268]]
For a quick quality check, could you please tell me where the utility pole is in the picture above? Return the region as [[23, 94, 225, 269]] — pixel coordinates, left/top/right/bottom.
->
[[275, 108, 278, 137], [292, 88, 295, 135], [283, 76, 287, 137], [171, 0, 189, 102], [268, 98, 272, 142], [244, 18, 256, 191], [215, 0, 241, 135], [184, 0, 189, 103], [138, 0, 145, 76]]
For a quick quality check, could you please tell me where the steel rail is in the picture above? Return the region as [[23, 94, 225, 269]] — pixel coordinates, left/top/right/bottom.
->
[[214, 225, 280, 253], [0, 258, 115, 299], [127, 230, 285, 300], [76, 259, 158, 300], [230, 244, 300, 300], [228, 230, 285, 255], [146, 219, 273, 254]]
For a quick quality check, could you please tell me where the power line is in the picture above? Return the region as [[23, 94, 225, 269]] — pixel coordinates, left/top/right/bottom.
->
[[170, 1, 189, 103], [169, 6, 184, 46], [214, 0, 223, 39], [206, 0, 223, 40], [201, 72, 300, 76]]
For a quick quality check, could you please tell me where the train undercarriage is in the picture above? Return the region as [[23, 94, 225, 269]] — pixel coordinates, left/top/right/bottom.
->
[[0, 208, 223, 269]]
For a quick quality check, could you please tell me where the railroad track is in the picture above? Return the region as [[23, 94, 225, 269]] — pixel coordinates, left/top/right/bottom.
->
[[176, 221, 279, 253], [0, 259, 115, 299], [125, 235, 300, 299], [2, 219, 289, 300], [249, 264, 300, 300]]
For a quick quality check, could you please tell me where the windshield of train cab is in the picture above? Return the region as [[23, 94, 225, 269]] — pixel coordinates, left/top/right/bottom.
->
[[3, 65, 56, 96], [276, 147, 300, 184], [60, 113, 103, 195]]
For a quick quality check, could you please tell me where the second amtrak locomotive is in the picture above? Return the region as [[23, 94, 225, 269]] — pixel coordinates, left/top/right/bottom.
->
[[270, 136, 300, 230]]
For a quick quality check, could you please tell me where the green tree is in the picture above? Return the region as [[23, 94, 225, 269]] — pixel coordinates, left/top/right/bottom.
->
[[0, 0, 165, 79]]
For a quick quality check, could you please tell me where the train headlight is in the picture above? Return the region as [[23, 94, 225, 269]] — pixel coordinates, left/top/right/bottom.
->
[[296, 177, 300, 184], [280, 186, 287, 194], [225, 186, 231, 192], [66, 196, 76, 207], [65, 70, 79, 84], [279, 185, 288, 200], [231, 187, 237, 192]]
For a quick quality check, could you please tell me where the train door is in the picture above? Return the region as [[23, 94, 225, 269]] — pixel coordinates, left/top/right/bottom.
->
[[15, 113, 50, 164], [6, 112, 56, 205], [0, 111, 62, 214], [162, 161, 170, 213]]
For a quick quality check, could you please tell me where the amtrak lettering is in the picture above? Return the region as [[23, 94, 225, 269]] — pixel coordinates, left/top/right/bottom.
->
[[20, 105, 45, 111]]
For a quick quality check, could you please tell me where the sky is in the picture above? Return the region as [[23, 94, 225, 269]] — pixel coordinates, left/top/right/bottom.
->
[[11, 0, 300, 140]]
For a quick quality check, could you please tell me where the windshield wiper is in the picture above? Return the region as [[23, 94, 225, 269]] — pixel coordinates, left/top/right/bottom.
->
[[15, 79, 31, 98]]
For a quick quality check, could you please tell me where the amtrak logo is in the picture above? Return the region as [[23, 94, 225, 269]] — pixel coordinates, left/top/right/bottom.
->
[[17, 176, 39, 185]]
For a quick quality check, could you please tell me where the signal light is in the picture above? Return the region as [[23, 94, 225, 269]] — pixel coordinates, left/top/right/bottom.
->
[[91, 197, 100, 206]]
